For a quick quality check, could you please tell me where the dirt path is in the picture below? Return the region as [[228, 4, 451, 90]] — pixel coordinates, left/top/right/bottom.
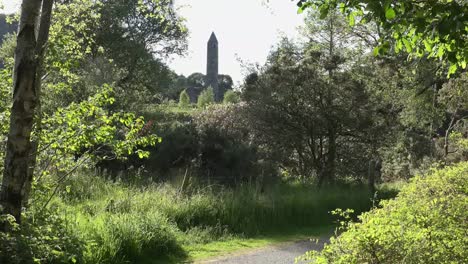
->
[[196, 237, 328, 264]]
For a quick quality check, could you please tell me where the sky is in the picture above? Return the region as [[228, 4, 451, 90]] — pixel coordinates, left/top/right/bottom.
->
[[1, 0, 305, 84]]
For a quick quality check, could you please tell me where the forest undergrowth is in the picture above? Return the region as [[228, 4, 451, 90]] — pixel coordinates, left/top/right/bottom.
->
[[2, 172, 398, 264]]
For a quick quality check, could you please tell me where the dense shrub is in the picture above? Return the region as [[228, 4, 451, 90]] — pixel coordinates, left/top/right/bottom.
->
[[142, 121, 199, 175], [196, 126, 258, 184], [223, 90, 240, 104], [197, 87, 214, 108], [178, 90, 190, 108], [300, 162, 468, 264], [124, 103, 269, 185], [193, 104, 269, 184], [0, 210, 84, 264]]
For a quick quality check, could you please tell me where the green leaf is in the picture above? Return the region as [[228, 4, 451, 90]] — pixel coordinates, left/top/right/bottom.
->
[[402, 39, 412, 53], [297, 2, 311, 14], [423, 40, 432, 52], [339, 3, 346, 13], [349, 13, 355, 26], [297, 6, 304, 14], [395, 40, 403, 53], [448, 64, 457, 76], [373, 47, 380, 56], [385, 8, 396, 20], [437, 46, 445, 58], [319, 4, 329, 19]]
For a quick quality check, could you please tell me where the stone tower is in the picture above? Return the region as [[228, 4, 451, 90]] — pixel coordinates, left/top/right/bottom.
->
[[206, 32, 221, 102]]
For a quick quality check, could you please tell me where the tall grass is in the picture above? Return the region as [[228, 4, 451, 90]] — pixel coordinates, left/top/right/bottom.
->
[[46, 173, 395, 263]]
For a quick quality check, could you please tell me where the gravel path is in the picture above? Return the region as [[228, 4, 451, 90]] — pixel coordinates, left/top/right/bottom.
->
[[197, 237, 328, 264]]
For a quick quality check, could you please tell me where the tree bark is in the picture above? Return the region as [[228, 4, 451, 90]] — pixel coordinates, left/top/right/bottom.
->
[[0, 0, 50, 227], [368, 160, 375, 195], [24, 0, 54, 207], [325, 127, 336, 184], [444, 114, 457, 164]]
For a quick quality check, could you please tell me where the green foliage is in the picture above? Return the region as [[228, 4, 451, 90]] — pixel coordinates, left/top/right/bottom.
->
[[438, 72, 468, 114], [0, 209, 84, 264], [2, 169, 388, 263], [38, 86, 159, 175], [0, 68, 11, 174], [97, 0, 188, 58], [243, 28, 384, 183], [140, 120, 199, 175], [46, 0, 100, 84], [76, 209, 181, 263], [96, 0, 188, 102], [197, 87, 215, 108], [299, 162, 468, 264], [297, 0, 468, 75], [169, 72, 233, 100], [34, 0, 189, 113], [134, 104, 264, 184], [187, 72, 206, 88], [0, 33, 15, 68], [46, 172, 384, 263], [193, 104, 266, 184], [223, 90, 240, 104], [178, 90, 190, 108], [0, 14, 17, 47]]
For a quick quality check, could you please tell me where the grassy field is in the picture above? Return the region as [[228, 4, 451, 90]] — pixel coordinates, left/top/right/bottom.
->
[[32, 173, 398, 263]]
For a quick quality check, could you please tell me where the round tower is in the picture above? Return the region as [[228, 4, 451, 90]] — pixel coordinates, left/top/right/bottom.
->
[[206, 32, 221, 102]]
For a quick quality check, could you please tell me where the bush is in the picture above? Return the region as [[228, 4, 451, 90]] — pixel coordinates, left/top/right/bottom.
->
[[0, 210, 84, 264], [141, 121, 199, 175], [137, 103, 268, 185], [178, 90, 190, 108], [223, 90, 240, 104], [193, 104, 266, 184], [197, 87, 214, 108], [300, 162, 468, 264]]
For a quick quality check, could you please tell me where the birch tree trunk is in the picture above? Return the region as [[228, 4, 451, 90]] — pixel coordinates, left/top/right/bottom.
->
[[0, 0, 52, 227], [24, 0, 54, 207]]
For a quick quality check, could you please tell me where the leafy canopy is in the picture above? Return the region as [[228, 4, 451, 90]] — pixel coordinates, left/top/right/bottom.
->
[[296, 0, 468, 75]]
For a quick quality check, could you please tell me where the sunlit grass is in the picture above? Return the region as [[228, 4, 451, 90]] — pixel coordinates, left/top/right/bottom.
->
[[47, 172, 396, 263]]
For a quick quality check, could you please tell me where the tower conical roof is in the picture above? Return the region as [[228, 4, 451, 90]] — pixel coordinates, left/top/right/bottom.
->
[[208, 32, 218, 43]]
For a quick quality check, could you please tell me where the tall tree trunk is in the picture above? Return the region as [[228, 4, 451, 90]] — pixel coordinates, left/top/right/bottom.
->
[[317, 164, 326, 187], [24, 0, 54, 207], [1, 0, 52, 227], [325, 127, 336, 184], [443, 113, 457, 164], [368, 160, 375, 195]]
